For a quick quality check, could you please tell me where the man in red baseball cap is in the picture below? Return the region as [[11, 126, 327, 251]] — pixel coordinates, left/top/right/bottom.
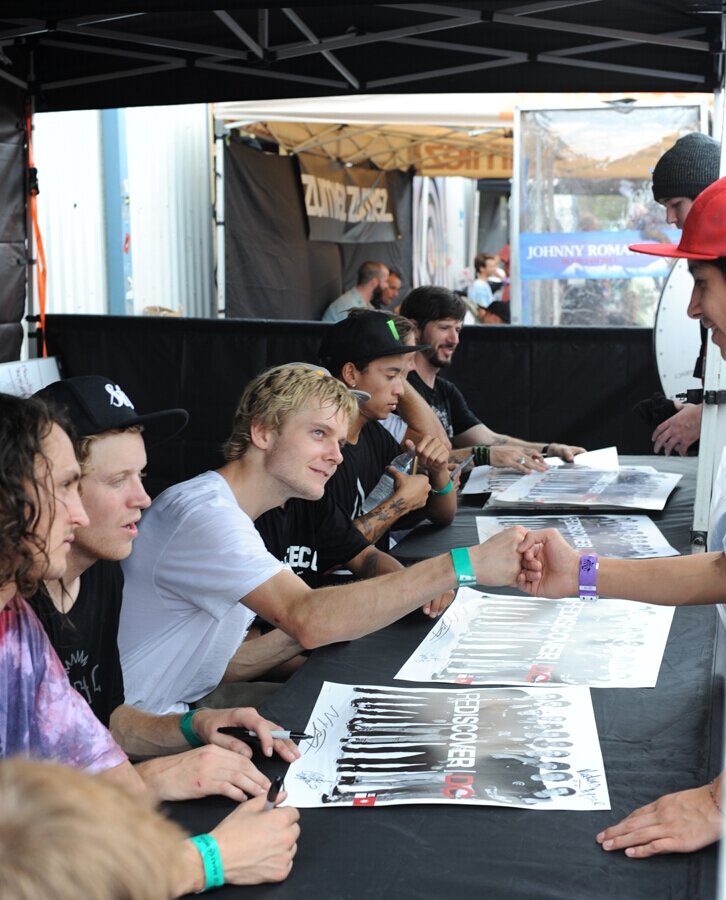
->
[[516, 176, 726, 861]]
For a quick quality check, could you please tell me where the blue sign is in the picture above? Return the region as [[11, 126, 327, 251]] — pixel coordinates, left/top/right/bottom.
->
[[520, 230, 680, 281]]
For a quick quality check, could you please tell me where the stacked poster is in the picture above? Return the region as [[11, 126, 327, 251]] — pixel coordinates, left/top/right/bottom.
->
[[487, 466, 681, 511], [460, 465, 523, 497], [395, 588, 674, 688], [282, 682, 609, 811], [475, 514, 679, 558]]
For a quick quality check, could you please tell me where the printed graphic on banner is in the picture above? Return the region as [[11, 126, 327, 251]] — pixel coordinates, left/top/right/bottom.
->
[[487, 466, 681, 511], [519, 229, 679, 281], [283, 682, 608, 810], [395, 588, 674, 688], [298, 153, 399, 243], [475, 514, 679, 559]]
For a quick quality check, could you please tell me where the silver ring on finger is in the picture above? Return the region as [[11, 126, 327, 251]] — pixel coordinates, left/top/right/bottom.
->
[[518, 456, 526, 465]]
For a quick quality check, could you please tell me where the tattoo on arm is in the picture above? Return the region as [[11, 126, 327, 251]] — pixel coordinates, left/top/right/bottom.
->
[[354, 497, 406, 541]]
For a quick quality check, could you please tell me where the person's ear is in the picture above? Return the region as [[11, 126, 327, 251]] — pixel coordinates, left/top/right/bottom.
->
[[340, 362, 359, 388], [250, 418, 273, 450]]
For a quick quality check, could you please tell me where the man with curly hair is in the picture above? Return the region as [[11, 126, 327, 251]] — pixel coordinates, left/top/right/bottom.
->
[[0, 391, 301, 894]]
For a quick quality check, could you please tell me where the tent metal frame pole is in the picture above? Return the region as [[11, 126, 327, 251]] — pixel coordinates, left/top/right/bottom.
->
[[510, 106, 522, 326], [214, 117, 226, 319], [691, 33, 726, 553], [25, 92, 35, 359]]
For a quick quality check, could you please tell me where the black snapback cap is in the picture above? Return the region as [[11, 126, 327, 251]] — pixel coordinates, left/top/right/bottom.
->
[[319, 310, 428, 371], [35, 376, 189, 446]]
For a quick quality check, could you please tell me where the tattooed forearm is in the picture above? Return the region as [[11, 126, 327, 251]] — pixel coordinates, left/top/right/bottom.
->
[[353, 498, 407, 542]]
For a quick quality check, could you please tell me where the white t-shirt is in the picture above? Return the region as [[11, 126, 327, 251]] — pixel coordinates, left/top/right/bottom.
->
[[378, 414, 407, 444], [118, 471, 284, 714]]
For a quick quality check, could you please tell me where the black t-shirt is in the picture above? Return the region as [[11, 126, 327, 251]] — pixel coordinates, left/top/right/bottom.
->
[[28, 559, 125, 727], [256, 491, 369, 588], [326, 420, 402, 521], [407, 370, 480, 440]]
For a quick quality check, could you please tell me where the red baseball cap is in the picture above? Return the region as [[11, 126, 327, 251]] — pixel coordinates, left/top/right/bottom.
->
[[629, 175, 726, 260]]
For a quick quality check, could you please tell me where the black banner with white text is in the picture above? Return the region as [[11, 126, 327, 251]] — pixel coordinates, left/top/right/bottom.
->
[[298, 153, 402, 244]]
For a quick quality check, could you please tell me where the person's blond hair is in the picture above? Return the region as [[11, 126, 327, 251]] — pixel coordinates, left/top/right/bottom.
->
[[0, 758, 184, 900], [75, 425, 144, 473], [223, 363, 358, 461]]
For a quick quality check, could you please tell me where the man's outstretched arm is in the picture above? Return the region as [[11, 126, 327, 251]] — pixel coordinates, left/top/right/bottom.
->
[[247, 526, 527, 649], [517, 527, 726, 607]]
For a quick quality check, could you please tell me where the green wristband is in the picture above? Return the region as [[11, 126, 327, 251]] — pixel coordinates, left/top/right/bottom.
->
[[180, 709, 204, 748], [431, 478, 454, 496], [189, 833, 225, 891], [451, 547, 477, 587]]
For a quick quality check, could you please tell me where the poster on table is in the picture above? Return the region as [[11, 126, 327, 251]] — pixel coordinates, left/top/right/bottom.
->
[[282, 682, 609, 811], [545, 446, 619, 470], [475, 514, 679, 559], [461, 449, 621, 498], [395, 588, 674, 688], [461, 465, 523, 496], [487, 466, 681, 511]]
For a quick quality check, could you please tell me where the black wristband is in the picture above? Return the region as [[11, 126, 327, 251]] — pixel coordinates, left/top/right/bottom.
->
[[541, 444, 550, 456], [473, 445, 490, 466]]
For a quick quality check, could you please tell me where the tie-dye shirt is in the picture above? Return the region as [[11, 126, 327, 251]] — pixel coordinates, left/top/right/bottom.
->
[[0, 594, 127, 773]]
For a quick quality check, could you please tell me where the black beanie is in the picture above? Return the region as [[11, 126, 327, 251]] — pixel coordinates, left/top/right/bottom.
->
[[652, 132, 721, 201]]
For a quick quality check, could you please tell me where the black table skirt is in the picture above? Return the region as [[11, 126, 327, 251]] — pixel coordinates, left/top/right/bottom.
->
[[169, 455, 722, 899]]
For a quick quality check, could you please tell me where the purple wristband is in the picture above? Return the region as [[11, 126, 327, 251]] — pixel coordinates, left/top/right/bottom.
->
[[578, 554, 599, 601]]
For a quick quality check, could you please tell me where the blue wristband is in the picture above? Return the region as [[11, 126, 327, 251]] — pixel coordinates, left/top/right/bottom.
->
[[189, 833, 225, 892], [180, 709, 204, 748]]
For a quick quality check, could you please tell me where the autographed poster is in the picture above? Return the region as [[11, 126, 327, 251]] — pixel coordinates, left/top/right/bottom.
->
[[395, 589, 674, 688], [476, 514, 679, 559], [283, 682, 609, 811], [461, 465, 522, 497], [487, 466, 681, 511]]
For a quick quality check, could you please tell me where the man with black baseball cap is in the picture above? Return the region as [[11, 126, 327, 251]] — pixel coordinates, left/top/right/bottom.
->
[[319, 310, 456, 547], [31, 375, 301, 805]]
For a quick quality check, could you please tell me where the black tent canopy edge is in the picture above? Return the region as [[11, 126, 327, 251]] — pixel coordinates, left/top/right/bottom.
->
[[0, 2, 722, 112]]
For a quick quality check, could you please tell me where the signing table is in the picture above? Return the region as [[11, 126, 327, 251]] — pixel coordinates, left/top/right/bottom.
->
[[171, 456, 721, 899]]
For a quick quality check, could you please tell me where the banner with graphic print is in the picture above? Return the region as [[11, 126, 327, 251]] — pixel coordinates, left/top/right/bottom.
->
[[519, 229, 680, 281], [298, 153, 402, 243]]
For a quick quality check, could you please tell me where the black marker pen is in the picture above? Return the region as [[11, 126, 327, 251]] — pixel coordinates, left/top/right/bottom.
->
[[264, 775, 284, 811], [219, 727, 312, 742]]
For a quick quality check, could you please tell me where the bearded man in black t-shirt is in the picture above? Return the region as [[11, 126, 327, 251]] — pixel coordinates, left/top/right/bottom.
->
[[396, 286, 586, 474]]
